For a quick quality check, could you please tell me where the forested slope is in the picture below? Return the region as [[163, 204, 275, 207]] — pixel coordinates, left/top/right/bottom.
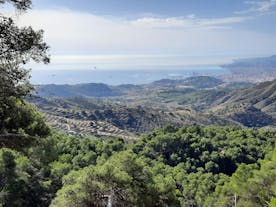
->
[[2, 126, 275, 206]]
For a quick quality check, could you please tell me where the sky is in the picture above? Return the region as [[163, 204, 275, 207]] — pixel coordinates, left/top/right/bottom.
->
[[7, 0, 276, 70]]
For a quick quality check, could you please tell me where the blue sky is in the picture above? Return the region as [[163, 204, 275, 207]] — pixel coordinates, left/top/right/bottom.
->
[[32, 0, 248, 18], [13, 0, 276, 70]]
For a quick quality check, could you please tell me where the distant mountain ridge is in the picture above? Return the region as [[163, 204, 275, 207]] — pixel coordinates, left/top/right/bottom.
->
[[152, 76, 223, 89], [35, 83, 121, 98], [221, 55, 276, 82], [36, 76, 226, 98]]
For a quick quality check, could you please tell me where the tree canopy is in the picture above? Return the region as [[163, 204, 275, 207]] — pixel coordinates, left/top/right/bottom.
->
[[0, 0, 50, 147]]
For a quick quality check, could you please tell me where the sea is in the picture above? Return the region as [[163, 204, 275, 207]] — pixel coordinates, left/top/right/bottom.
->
[[30, 66, 230, 86]]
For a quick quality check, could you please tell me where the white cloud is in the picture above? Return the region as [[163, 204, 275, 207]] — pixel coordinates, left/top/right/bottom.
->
[[187, 14, 196, 19], [253, 0, 276, 11], [11, 8, 276, 70], [131, 16, 249, 29], [238, 0, 276, 13]]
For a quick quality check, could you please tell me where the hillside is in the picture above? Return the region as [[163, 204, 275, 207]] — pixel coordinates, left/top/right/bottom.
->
[[149, 78, 276, 127], [213, 79, 276, 114], [35, 76, 225, 99], [35, 83, 121, 98], [210, 79, 276, 126], [152, 76, 223, 89], [30, 78, 276, 136], [31, 97, 237, 138]]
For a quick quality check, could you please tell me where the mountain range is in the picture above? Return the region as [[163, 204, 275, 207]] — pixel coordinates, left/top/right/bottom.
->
[[30, 76, 276, 138], [221, 55, 276, 82]]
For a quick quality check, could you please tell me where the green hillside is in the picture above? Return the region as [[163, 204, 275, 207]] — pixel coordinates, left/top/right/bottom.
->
[[2, 126, 275, 207]]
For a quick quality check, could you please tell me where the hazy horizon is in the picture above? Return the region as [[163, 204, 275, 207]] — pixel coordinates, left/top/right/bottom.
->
[[30, 66, 229, 85], [9, 0, 276, 71]]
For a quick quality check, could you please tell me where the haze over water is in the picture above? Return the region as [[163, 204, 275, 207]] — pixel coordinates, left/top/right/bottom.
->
[[30, 67, 229, 85]]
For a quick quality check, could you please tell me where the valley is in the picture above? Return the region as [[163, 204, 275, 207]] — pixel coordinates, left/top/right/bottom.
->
[[31, 76, 276, 139]]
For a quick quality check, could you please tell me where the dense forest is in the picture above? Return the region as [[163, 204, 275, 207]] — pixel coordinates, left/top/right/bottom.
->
[[0, 0, 276, 207], [1, 126, 276, 206]]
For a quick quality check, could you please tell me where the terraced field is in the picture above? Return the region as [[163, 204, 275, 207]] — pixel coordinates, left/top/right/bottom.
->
[[45, 113, 137, 139]]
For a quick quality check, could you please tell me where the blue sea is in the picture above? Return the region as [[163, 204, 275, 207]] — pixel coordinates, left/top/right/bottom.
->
[[30, 66, 229, 85]]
